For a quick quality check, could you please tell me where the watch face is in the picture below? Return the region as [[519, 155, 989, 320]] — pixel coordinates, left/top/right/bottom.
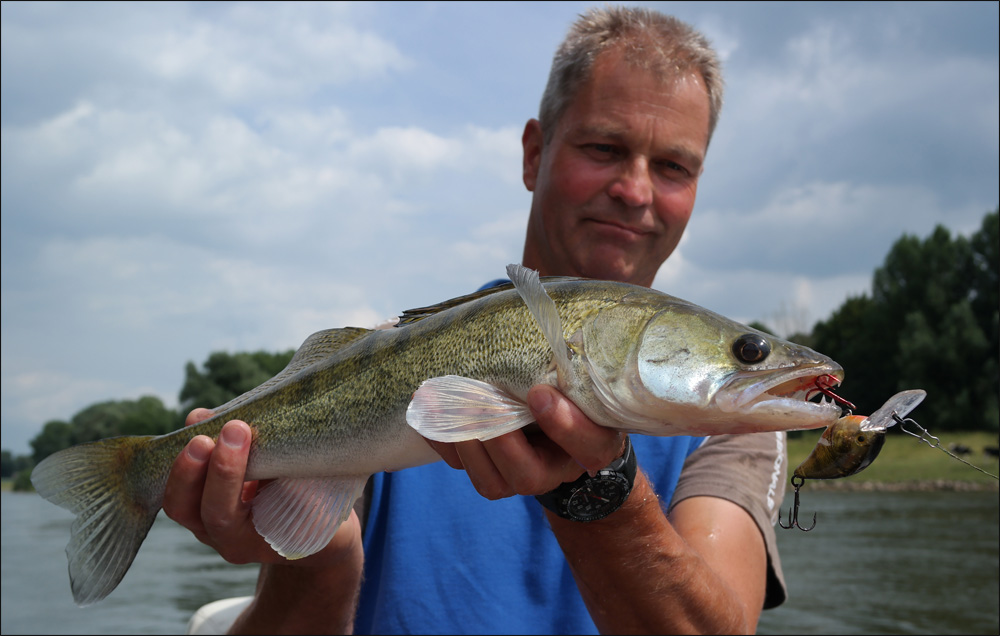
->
[[565, 473, 631, 522]]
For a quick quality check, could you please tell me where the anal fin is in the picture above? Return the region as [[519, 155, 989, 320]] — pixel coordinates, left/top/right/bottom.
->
[[251, 475, 367, 559]]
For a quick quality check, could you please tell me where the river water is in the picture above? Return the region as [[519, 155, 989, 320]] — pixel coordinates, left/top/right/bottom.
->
[[2, 488, 997, 634]]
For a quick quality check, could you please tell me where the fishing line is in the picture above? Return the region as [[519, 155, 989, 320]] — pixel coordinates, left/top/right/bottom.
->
[[891, 413, 1000, 480]]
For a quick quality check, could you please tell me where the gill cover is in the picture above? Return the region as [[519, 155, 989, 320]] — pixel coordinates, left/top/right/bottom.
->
[[635, 304, 739, 408]]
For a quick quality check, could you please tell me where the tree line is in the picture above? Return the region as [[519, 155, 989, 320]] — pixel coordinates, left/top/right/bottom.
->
[[4, 208, 997, 486]]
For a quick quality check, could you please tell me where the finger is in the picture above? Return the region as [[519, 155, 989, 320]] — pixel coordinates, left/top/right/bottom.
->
[[185, 407, 215, 427], [528, 385, 623, 471], [424, 439, 464, 470], [481, 430, 581, 495], [452, 439, 515, 500], [162, 434, 215, 543], [200, 421, 255, 547]]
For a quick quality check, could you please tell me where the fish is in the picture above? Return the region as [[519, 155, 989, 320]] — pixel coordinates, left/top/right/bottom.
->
[[31, 264, 846, 606], [793, 390, 927, 480]]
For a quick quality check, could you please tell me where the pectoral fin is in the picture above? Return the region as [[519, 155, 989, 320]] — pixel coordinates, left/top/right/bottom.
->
[[251, 475, 367, 560], [406, 375, 535, 442]]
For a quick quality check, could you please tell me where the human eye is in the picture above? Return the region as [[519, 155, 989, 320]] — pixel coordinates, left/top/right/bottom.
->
[[583, 143, 621, 160], [655, 159, 693, 179]]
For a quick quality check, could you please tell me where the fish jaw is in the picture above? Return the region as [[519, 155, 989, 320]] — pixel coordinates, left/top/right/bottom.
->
[[713, 363, 845, 431]]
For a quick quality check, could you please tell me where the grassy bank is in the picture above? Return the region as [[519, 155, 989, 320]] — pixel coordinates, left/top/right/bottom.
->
[[788, 429, 999, 490]]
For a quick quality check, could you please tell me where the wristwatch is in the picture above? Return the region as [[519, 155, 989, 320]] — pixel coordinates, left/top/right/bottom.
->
[[535, 436, 636, 522]]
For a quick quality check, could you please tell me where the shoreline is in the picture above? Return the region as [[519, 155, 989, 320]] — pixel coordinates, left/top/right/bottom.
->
[[800, 479, 999, 492]]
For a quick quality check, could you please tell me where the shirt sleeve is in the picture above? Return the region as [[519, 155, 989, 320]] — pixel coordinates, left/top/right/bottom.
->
[[667, 431, 789, 608]]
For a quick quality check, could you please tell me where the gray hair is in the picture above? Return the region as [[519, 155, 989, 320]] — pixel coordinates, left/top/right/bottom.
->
[[539, 6, 724, 146]]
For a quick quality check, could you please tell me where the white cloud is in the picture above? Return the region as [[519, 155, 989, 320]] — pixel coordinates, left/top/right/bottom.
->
[[2, 1, 996, 457], [687, 180, 955, 277]]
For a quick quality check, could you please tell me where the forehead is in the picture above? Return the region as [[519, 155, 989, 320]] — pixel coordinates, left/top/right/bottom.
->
[[558, 48, 711, 151]]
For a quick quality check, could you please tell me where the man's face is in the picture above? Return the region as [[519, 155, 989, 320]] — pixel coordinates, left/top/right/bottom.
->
[[522, 47, 711, 286]]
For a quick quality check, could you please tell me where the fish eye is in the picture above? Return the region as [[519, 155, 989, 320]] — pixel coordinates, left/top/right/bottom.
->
[[732, 334, 771, 364]]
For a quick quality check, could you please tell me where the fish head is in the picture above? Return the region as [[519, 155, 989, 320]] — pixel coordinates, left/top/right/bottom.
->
[[579, 292, 845, 436], [793, 414, 886, 480]]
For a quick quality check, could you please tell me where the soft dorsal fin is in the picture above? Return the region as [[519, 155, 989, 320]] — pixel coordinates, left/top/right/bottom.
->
[[213, 327, 371, 412], [506, 264, 572, 381]]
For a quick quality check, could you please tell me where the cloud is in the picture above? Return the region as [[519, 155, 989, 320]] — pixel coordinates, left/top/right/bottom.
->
[[654, 248, 871, 337], [1, 1, 996, 457], [1, 2, 411, 122]]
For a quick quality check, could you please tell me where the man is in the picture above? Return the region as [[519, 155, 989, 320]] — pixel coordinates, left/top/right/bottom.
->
[[167, 7, 787, 634]]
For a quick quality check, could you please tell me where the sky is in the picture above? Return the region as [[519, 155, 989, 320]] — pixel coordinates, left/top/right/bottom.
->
[[2, 1, 997, 455]]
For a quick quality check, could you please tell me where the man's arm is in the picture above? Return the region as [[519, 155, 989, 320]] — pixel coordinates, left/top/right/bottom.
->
[[547, 477, 766, 634], [162, 412, 364, 635], [433, 385, 767, 634]]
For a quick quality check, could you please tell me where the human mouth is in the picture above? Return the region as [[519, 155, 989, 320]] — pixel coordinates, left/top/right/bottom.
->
[[586, 218, 651, 240]]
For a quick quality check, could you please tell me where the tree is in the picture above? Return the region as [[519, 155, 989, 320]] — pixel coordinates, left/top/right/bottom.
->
[[812, 208, 999, 431], [30, 420, 74, 464], [28, 397, 179, 463], [1, 450, 13, 478], [179, 349, 295, 412], [811, 294, 890, 418]]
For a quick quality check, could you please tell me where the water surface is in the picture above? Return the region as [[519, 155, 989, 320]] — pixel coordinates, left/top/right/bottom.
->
[[3, 489, 997, 634]]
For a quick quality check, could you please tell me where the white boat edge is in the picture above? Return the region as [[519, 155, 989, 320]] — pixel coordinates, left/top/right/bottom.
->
[[186, 596, 253, 635]]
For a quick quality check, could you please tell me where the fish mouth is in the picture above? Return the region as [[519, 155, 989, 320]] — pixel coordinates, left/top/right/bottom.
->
[[715, 364, 845, 424]]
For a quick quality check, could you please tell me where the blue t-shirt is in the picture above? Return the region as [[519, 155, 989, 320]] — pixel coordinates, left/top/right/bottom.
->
[[355, 435, 704, 634]]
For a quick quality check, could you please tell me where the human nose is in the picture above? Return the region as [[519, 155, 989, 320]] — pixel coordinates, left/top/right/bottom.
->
[[607, 158, 653, 207]]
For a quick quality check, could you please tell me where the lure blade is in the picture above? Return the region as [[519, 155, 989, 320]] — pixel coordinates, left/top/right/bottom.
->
[[860, 389, 927, 432]]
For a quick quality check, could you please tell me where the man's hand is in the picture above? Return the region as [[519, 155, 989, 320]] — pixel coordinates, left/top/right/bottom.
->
[[163, 409, 366, 633], [161, 410, 362, 568], [425, 384, 626, 499]]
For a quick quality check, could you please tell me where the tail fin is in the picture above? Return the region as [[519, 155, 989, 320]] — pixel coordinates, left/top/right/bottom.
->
[[31, 435, 167, 606]]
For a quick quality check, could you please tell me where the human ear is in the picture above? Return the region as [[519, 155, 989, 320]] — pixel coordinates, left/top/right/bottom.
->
[[521, 119, 544, 192]]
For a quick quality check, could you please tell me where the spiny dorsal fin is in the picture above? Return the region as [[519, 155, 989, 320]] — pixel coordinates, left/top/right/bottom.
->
[[506, 264, 572, 381], [396, 284, 514, 325], [396, 272, 581, 326], [213, 327, 371, 412]]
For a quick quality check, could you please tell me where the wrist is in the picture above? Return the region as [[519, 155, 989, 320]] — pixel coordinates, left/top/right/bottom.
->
[[233, 542, 364, 634], [535, 436, 637, 522]]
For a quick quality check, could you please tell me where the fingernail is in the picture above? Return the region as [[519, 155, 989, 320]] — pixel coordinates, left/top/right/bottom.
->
[[187, 438, 211, 462], [221, 423, 247, 449]]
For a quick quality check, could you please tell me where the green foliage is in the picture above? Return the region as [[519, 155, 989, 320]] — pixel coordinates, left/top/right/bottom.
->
[[1, 450, 33, 479], [1, 450, 13, 479], [178, 349, 295, 412], [787, 429, 999, 485], [12, 470, 34, 492], [30, 397, 179, 464], [812, 208, 999, 432], [30, 420, 74, 465]]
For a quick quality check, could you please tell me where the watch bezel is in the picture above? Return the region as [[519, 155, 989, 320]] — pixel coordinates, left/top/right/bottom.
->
[[563, 470, 632, 521]]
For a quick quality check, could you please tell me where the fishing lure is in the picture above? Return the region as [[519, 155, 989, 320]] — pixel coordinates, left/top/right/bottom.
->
[[780, 389, 926, 531]]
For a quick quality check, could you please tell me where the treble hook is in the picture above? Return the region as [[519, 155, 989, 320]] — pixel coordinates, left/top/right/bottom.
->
[[779, 475, 817, 531], [807, 374, 857, 413]]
